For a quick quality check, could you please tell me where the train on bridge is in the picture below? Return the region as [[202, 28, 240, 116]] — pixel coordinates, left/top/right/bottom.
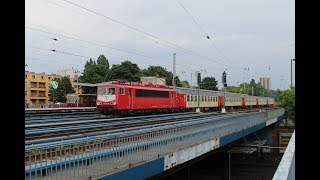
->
[[96, 80, 274, 115]]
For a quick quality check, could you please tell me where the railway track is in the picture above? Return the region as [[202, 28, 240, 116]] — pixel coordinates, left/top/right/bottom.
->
[[25, 111, 249, 164], [24, 107, 278, 166], [25, 107, 274, 141], [25, 112, 211, 141]]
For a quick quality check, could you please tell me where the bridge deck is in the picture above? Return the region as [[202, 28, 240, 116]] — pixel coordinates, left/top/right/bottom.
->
[[25, 108, 285, 180]]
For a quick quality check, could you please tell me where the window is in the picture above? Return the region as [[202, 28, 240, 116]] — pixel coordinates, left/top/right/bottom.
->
[[41, 76, 44, 80], [48, 77, 51, 80], [136, 89, 169, 98], [97, 87, 107, 95], [120, 87, 125, 95], [32, 75, 35, 79], [187, 95, 190, 101], [25, 75, 27, 79], [25, 91, 27, 96], [201, 96, 204, 101], [191, 95, 194, 101], [195, 96, 197, 101], [108, 88, 116, 95]]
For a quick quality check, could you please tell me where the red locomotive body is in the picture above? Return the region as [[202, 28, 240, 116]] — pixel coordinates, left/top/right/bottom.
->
[[96, 81, 182, 114]]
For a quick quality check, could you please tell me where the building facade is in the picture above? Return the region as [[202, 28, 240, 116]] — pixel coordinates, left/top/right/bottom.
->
[[259, 77, 271, 90], [25, 71, 61, 108], [25, 71, 77, 108], [140, 76, 166, 86]]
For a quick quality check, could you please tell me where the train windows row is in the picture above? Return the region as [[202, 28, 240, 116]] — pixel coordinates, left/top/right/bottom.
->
[[186, 95, 218, 102], [226, 97, 241, 102]]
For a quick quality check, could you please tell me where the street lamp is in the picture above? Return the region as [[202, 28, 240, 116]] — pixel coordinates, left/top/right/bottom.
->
[[291, 58, 295, 87]]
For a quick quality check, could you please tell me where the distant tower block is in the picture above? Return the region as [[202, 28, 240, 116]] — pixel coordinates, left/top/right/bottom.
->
[[140, 76, 166, 86], [259, 77, 271, 90]]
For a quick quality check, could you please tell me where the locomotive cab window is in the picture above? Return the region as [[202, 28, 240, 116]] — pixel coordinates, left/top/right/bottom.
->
[[108, 88, 116, 95], [120, 88, 125, 95], [97, 87, 106, 95]]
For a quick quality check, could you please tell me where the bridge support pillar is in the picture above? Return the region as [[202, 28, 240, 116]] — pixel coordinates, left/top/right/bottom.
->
[[187, 167, 190, 180], [223, 151, 231, 180]]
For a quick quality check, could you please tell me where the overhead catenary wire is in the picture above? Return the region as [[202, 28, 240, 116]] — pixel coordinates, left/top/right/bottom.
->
[[57, 0, 230, 68], [42, 0, 160, 44], [175, 0, 210, 39], [26, 27, 164, 62], [29, 1, 272, 83], [27, 45, 93, 59], [32, 0, 238, 75], [175, 0, 235, 68], [26, 26, 201, 71]]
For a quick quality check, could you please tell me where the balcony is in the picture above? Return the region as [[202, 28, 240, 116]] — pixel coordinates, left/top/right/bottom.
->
[[30, 96, 47, 99], [30, 82, 38, 88], [38, 83, 46, 89]]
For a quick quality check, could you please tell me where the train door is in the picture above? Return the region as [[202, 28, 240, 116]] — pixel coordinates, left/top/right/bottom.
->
[[128, 88, 133, 109], [218, 96, 224, 108], [170, 91, 174, 107], [241, 97, 245, 106]]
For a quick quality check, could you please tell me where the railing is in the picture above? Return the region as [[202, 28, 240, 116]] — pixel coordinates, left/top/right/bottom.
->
[[25, 108, 284, 179], [273, 130, 295, 180]]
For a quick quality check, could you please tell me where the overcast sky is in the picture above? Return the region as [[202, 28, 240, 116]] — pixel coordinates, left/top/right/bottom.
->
[[25, 0, 295, 90]]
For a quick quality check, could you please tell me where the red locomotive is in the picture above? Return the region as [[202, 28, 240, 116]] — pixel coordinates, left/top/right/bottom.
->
[[96, 80, 274, 115], [96, 81, 184, 115]]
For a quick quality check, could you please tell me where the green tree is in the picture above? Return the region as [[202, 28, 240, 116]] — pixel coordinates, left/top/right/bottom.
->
[[97, 55, 109, 69], [179, 80, 190, 88], [199, 77, 218, 90], [279, 86, 295, 117], [110, 60, 141, 82], [79, 55, 110, 93], [226, 86, 241, 93], [84, 59, 94, 69], [81, 64, 109, 83], [240, 80, 266, 96], [249, 79, 256, 87], [49, 76, 75, 103]]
